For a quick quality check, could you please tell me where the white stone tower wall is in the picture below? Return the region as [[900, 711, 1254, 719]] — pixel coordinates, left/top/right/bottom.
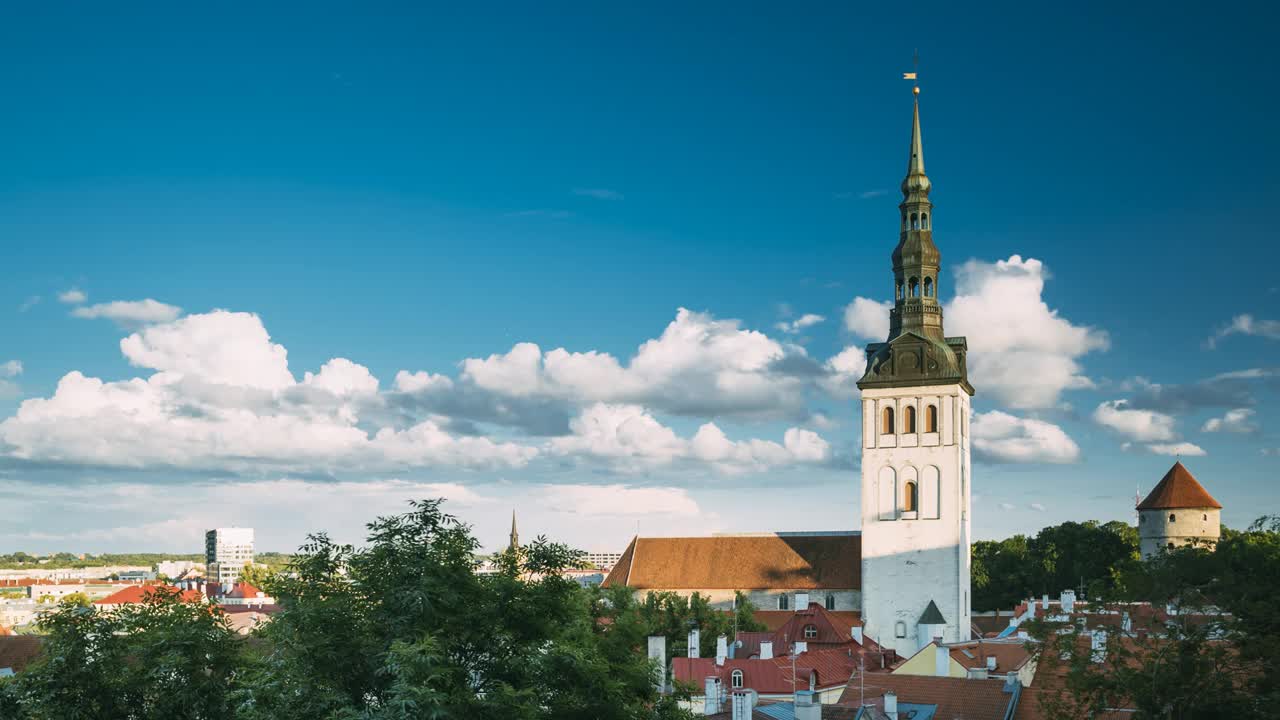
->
[[860, 385, 971, 654], [1139, 507, 1221, 558]]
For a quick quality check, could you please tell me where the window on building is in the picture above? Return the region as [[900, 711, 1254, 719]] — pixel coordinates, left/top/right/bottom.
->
[[925, 404, 938, 433], [731, 670, 744, 688], [923, 276, 933, 297], [920, 213, 928, 230], [910, 213, 919, 230], [904, 481, 918, 512], [1169, 514, 1176, 522], [1168, 542, 1175, 549], [778, 594, 789, 611], [882, 406, 895, 434], [804, 624, 818, 639], [825, 594, 835, 611], [904, 406, 917, 433], [909, 277, 920, 297], [1203, 513, 1208, 521], [895, 621, 907, 638], [897, 281, 904, 300]]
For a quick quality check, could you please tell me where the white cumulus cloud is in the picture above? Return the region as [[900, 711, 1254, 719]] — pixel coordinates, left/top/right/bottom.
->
[[1093, 400, 1177, 442], [947, 256, 1109, 408], [843, 297, 892, 340], [1146, 442, 1206, 457], [775, 313, 825, 335], [72, 298, 182, 327], [549, 403, 831, 473], [971, 410, 1081, 464], [462, 308, 807, 420], [1202, 408, 1258, 434], [58, 288, 87, 304]]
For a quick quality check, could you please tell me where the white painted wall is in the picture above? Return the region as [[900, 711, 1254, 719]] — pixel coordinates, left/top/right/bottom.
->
[[625, 588, 860, 612], [1139, 507, 1220, 559], [860, 385, 972, 654]]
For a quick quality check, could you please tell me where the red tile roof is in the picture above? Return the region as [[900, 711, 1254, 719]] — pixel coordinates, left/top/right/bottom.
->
[[837, 673, 1018, 718], [602, 534, 861, 590], [947, 640, 1033, 672], [93, 585, 204, 606], [0, 636, 44, 674], [1137, 462, 1222, 510], [225, 582, 264, 598], [673, 646, 859, 695]]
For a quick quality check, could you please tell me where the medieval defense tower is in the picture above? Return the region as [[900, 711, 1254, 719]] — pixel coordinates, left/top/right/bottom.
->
[[857, 84, 973, 654], [1137, 461, 1222, 559]]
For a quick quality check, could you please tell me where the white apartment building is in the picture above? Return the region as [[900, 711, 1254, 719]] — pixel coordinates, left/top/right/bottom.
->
[[205, 527, 254, 587]]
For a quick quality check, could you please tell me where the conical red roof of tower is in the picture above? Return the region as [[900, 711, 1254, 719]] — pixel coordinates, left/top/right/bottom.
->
[[1137, 462, 1222, 510]]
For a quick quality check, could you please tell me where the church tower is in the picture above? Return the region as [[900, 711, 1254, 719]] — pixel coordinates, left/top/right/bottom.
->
[[857, 83, 974, 654]]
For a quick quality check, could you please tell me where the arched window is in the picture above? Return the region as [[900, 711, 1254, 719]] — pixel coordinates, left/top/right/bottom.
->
[[778, 594, 789, 611], [896, 280, 904, 300], [731, 670, 744, 688], [909, 277, 920, 297], [1203, 513, 1208, 521], [925, 405, 938, 433], [895, 621, 907, 638], [1168, 542, 1175, 549], [1169, 514, 1176, 522], [920, 213, 928, 229], [910, 213, 919, 230], [904, 481, 918, 512], [804, 624, 818, 639], [904, 405, 917, 433], [882, 406, 895, 434], [924, 277, 933, 297], [825, 594, 835, 610]]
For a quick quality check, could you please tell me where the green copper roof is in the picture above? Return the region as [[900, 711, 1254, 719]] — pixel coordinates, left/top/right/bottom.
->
[[858, 89, 972, 395], [918, 599, 947, 625]]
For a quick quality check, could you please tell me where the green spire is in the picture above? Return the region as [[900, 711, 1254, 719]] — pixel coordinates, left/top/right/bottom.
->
[[890, 89, 943, 342], [857, 85, 973, 396]]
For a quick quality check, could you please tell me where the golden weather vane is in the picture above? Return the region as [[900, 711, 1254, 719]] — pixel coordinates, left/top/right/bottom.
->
[[903, 50, 920, 95]]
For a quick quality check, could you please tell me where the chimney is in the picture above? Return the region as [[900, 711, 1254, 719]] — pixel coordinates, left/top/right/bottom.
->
[[1090, 630, 1107, 663], [795, 592, 809, 611], [1042, 593, 1049, 611], [1003, 671, 1018, 693], [967, 667, 989, 680], [852, 625, 864, 645], [716, 635, 728, 666], [688, 629, 701, 658], [986, 655, 997, 672], [703, 677, 721, 716], [647, 636, 667, 692], [1061, 589, 1076, 613], [934, 641, 949, 676], [1121, 612, 1132, 633], [731, 690, 751, 720], [884, 690, 899, 720], [759, 640, 773, 660], [794, 689, 821, 720]]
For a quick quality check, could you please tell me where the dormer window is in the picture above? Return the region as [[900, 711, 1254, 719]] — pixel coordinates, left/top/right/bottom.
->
[[731, 670, 744, 688], [804, 624, 818, 639]]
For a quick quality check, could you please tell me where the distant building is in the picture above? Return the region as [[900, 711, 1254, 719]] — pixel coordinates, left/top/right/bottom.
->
[[583, 551, 624, 573], [1137, 461, 1222, 559], [602, 532, 860, 612], [893, 637, 1035, 687], [205, 527, 255, 588], [156, 560, 200, 578]]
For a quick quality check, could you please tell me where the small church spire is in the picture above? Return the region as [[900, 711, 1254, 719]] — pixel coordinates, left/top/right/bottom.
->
[[509, 510, 519, 551]]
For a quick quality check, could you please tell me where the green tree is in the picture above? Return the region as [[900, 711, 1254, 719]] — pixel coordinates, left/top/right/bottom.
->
[[235, 498, 695, 720], [8, 587, 243, 720], [1029, 516, 1280, 719], [236, 563, 277, 594], [57, 592, 91, 608]]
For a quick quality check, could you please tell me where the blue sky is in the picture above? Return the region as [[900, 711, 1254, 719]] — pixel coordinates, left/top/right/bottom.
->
[[1, 3, 1276, 554]]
